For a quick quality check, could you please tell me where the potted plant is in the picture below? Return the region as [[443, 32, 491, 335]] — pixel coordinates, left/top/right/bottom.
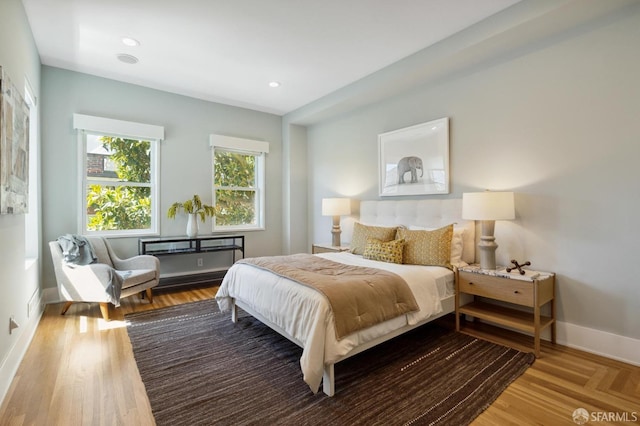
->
[[167, 195, 216, 237]]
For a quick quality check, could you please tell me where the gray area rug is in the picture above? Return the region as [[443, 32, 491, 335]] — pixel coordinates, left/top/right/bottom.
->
[[126, 300, 535, 426]]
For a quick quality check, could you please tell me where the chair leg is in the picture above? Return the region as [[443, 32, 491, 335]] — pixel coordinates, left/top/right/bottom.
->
[[99, 303, 110, 321], [145, 288, 153, 304], [61, 301, 73, 315]]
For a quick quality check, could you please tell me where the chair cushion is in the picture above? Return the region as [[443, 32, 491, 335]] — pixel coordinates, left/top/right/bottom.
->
[[118, 269, 156, 290]]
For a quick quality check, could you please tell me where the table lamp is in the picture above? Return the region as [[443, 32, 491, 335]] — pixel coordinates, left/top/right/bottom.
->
[[462, 191, 515, 270], [322, 198, 351, 247]]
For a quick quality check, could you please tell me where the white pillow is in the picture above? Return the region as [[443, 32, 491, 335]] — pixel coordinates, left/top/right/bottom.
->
[[409, 225, 467, 267]]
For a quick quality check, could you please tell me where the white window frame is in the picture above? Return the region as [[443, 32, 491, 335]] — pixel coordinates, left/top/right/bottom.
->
[[210, 134, 268, 232], [73, 114, 164, 237]]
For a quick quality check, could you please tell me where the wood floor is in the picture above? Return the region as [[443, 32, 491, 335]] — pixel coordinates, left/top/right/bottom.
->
[[1, 286, 638, 425]]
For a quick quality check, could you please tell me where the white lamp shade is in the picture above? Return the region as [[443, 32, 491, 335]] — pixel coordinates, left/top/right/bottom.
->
[[462, 192, 515, 221], [322, 198, 351, 216]]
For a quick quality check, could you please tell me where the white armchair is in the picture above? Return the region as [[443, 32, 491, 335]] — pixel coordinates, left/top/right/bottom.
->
[[49, 236, 160, 320]]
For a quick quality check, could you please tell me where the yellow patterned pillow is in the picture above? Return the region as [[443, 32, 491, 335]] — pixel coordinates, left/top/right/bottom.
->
[[350, 222, 398, 255], [363, 238, 405, 264], [397, 225, 453, 268]]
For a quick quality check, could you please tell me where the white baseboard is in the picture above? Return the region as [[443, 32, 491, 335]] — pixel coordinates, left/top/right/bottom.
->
[[556, 321, 640, 367], [43, 287, 59, 304], [0, 302, 44, 406]]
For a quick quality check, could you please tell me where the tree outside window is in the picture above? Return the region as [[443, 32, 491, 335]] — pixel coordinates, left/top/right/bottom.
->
[[82, 133, 158, 235], [214, 150, 256, 226], [85, 135, 152, 231], [212, 144, 266, 231]]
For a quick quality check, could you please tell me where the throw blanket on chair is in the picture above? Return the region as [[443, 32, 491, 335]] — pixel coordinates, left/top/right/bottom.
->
[[57, 234, 97, 266], [238, 254, 419, 339]]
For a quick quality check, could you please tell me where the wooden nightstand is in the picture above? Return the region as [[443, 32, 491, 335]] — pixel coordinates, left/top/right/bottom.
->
[[312, 243, 350, 254], [456, 265, 556, 357]]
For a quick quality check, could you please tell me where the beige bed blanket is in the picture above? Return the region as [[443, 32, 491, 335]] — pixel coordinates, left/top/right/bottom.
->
[[237, 253, 419, 339]]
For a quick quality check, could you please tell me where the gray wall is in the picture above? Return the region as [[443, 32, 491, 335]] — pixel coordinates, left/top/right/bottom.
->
[[282, 123, 309, 254], [296, 3, 640, 341], [0, 0, 42, 402], [40, 67, 283, 290]]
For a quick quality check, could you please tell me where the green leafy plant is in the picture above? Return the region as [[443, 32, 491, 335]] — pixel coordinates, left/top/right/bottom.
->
[[86, 136, 152, 231], [167, 195, 215, 223]]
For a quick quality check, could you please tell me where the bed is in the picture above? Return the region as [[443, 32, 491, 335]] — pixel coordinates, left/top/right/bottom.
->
[[215, 199, 475, 396]]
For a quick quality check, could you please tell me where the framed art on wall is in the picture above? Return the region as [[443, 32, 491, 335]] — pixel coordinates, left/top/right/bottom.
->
[[0, 66, 30, 214], [378, 117, 449, 197]]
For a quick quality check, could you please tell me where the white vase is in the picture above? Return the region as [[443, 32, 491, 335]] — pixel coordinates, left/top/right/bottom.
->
[[186, 213, 198, 238]]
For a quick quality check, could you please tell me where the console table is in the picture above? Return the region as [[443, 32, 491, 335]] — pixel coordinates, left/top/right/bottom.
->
[[139, 235, 244, 289]]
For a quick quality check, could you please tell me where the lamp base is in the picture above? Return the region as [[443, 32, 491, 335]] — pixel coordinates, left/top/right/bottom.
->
[[331, 216, 342, 247], [478, 220, 498, 270]]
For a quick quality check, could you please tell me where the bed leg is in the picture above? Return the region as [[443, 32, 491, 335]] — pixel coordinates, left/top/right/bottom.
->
[[323, 364, 335, 397], [231, 300, 238, 323]]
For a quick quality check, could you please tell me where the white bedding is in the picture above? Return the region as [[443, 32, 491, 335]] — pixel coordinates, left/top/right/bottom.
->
[[215, 252, 453, 393]]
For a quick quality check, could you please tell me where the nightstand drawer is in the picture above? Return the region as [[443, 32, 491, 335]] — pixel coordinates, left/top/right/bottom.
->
[[458, 272, 534, 307]]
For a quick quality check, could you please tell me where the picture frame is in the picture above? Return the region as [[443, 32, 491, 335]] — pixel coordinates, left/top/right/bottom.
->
[[0, 66, 30, 214], [378, 117, 449, 197]]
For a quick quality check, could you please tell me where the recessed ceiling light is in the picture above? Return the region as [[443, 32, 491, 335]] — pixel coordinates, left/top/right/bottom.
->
[[268, 81, 281, 88], [121, 37, 140, 47], [117, 53, 139, 64]]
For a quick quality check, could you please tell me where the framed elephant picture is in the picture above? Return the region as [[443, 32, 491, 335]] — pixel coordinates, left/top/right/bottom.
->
[[378, 117, 449, 197]]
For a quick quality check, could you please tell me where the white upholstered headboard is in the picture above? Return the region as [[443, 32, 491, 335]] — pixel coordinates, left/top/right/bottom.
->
[[349, 199, 475, 264]]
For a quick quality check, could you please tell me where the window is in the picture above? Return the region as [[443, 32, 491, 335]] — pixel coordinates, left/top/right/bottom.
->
[[73, 114, 164, 236], [211, 134, 268, 231]]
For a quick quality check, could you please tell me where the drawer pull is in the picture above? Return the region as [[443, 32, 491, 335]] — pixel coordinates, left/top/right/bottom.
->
[[514, 290, 520, 294]]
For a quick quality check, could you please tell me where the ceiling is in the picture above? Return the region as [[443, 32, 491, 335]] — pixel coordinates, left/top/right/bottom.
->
[[21, 0, 521, 115]]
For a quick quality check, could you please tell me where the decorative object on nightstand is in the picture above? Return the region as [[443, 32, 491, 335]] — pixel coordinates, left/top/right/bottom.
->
[[321, 198, 351, 247], [455, 264, 555, 357], [462, 191, 515, 270], [312, 243, 350, 254], [506, 259, 531, 275]]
